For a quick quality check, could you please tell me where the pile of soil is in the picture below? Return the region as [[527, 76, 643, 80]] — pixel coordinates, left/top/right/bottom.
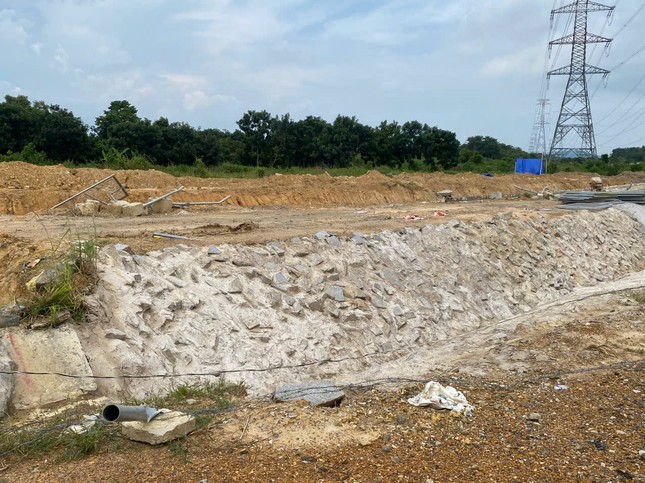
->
[[1, 161, 643, 215]]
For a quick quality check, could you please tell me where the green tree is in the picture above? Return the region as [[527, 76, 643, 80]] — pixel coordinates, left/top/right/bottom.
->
[[94, 100, 140, 140], [374, 121, 406, 167], [0, 95, 43, 154], [236, 110, 273, 166], [34, 104, 91, 162]]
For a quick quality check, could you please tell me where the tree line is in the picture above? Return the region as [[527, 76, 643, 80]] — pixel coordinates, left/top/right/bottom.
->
[[0, 95, 537, 171], [3, 94, 642, 175]]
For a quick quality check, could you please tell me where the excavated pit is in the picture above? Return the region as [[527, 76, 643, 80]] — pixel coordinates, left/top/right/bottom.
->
[[3, 206, 645, 411]]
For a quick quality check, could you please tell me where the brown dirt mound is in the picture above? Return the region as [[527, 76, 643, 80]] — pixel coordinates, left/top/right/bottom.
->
[[1, 161, 644, 215]]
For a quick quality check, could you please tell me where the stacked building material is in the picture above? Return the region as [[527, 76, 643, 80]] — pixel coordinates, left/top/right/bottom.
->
[[559, 190, 645, 205]]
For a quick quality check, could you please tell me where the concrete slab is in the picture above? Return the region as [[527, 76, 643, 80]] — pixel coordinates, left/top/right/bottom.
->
[[274, 381, 345, 407], [3, 326, 96, 410], [121, 411, 196, 445]]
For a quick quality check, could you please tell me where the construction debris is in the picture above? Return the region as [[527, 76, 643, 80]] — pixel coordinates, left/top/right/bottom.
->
[[559, 190, 645, 205], [172, 195, 232, 208], [274, 381, 345, 407], [121, 410, 196, 445], [152, 232, 193, 240], [50, 174, 128, 211], [408, 381, 474, 416], [588, 177, 604, 191], [436, 190, 454, 202], [143, 187, 185, 209]]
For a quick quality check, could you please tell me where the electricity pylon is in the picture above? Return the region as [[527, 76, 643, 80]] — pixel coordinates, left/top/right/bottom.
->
[[528, 98, 550, 159], [548, 0, 614, 159]]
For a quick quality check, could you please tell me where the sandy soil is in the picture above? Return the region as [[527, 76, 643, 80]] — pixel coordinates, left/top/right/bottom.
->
[[2, 160, 644, 215], [1, 163, 644, 481]]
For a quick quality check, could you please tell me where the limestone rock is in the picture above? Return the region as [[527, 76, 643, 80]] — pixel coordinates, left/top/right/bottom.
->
[[207, 245, 221, 255], [274, 381, 345, 407], [0, 303, 22, 328], [121, 411, 196, 445], [105, 329, 127, 340], [3, 327, 96, 410], [0, 343, 15, 418]]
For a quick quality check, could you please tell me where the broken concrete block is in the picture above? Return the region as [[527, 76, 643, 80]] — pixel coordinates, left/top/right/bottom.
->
[[76, 200, 100, 216], [274, 381, 345, 407], [120, 202, 145, 217], [148, 197, 174, 214], [103, 202, 123, 216], [121, 411, 196, 445]]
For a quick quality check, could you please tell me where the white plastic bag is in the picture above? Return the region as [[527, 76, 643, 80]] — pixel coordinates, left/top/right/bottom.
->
[[408, 381, 474, 416]]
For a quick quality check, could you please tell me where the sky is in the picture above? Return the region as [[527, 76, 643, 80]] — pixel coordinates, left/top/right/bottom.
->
[[1, 0, 644, 155]]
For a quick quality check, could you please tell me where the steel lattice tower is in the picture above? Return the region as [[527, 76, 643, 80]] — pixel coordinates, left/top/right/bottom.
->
[[548, 0, 614, 159], [528, 98, 550, 159]]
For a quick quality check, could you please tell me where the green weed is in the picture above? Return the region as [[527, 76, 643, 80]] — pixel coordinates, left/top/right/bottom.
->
[[129, 379, 246, 410], [628, 290, 645, 304]]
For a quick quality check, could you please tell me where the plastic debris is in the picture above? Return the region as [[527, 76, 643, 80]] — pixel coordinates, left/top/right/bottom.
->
[[405, 214, 424, 221], [554, 384, 569, 391], [407, 381, 474, 416], [67, 414, 100, 434]]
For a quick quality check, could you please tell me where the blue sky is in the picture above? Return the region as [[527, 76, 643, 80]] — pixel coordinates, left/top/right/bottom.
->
[[1, 0, 644, 155]]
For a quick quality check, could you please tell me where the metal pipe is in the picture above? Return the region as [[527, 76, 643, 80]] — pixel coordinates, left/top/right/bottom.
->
[[143, 186, 185, 208], [50, 174, 117, 210], [102, 404, 161, 423], [172, 195, 232, 208]]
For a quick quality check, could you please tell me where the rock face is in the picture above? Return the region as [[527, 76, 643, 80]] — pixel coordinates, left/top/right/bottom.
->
[[121, 411, 196, 445], [0, 341, 15, 417], [0, 303, 22, 328], [69, 208, 645, 402], [2, 327, 96, 409], [274, 381, 345, 407]]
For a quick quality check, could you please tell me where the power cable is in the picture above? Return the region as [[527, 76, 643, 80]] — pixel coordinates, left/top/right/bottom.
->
[[595, 72, 645, 123], [0, 347, 406, 380]]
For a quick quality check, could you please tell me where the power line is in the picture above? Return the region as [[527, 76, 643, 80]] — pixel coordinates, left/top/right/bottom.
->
[[595, 72, 645, 123], [0, 347, 406, 380]]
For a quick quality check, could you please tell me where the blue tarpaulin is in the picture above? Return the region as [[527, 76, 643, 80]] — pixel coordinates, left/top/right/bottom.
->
[[515, 158, 544, 175]]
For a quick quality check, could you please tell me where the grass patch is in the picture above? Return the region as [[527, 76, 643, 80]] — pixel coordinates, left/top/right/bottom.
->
[[628, 290, 645, 304], [22, 237, 99, 325], [0, 404, 120, 465], [130, 379, 247, 410]]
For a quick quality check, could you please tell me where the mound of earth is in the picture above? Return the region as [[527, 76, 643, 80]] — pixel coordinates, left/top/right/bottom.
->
[[1, 161, 644, 214]]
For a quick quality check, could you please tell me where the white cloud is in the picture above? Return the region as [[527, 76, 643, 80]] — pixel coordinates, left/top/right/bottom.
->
[[53, 46, 70, 71], [0, 9, 29, 44], [479, 46, 545, 79], [162, 74, 208, 90], [0, 0, 642, 152]]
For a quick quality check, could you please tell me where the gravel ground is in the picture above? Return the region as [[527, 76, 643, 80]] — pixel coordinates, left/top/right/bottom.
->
[[2, 360, 643, 482]]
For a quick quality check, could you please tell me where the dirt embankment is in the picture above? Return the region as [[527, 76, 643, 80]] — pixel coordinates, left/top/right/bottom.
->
[[1, 161, 644, 215]]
